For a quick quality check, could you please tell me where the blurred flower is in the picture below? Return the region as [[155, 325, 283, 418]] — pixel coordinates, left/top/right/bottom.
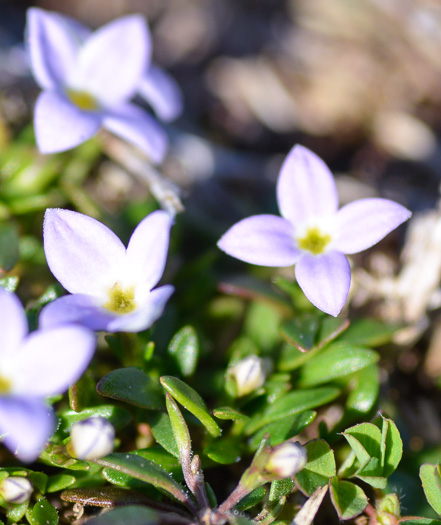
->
[[0, 477, 33, 504], [265, 442, 307, 478], [40, 208, 174, 332], [69, 417, 114, 460], [230, 355, 265, 397], [218, 145, 411, 316], [0, 288, 95, 462], [26, 8, 182, 160]]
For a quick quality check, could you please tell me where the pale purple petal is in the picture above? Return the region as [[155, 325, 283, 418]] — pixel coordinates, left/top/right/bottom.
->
[[334, 198, 412, 254], [107, 285, 174, 332], [0, 289, 28, 358], [138, 65, 183, 121], [0, 397, 54, 462], [43, 208, 126, 295], [126, 210, 172, 290], [77, 15, 150, 106], [218, 215, 301, 267], [34, 91, 102, 153], [39, 294, 118, 331], [11, 325, 96, 397], [277, 145, 339, 225], [103, 103, 168, 163], [26, 8, 82, 90], [295, 251, 350, 317]]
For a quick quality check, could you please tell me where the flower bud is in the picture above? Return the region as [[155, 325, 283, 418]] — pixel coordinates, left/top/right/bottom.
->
[[230, 355, 265, 397], [265, 442, 306, 478], [0, 477, 32, 504], [69, 417, 115, 460]]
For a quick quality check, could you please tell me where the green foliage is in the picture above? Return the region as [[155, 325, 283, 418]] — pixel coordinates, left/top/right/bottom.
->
[[420, 464, 441, 516]]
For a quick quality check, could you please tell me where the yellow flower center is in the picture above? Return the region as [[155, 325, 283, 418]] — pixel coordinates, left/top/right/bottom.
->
[[297, 226, 331, 255], [66, 89, 98, 112], [0, 375, 12, 394], [104, 283, 136, 314]]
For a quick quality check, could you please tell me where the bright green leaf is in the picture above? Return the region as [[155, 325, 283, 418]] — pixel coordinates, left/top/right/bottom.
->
[[166, 393, 192, 460], [148, 412, 179, 458], [46, 474, 76, 493], [160, 376, 221, 437], [295, 440, 336, 496], [329, 477, 368, 520], [27, 498, 59, 525], [213, 407, 249, 422], [168, 326, 199, 377], [420, 463, 441, 515], [339, 318, 398, 347]]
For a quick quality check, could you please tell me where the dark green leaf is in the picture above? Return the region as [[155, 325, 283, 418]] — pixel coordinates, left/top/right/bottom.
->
[[204, 437, 242, 465], [97, 368, 164, 410], [85, 506, 159, 525], [269, 478, 295, 502], [148, 412, 179, 458], [235, 486, 266, 511], [0, 222, 19, 271], [280, 316, 319, 352]]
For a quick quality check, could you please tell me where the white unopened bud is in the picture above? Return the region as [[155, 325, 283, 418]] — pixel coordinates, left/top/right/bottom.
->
[[230, 355, 265, 397], [70, 417, 115, 460], [265, 442, 307, 478], [0, 477, 32, 504]]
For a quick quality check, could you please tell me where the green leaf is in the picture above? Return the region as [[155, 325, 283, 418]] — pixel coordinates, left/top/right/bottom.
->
[[165, 393, 192, 460], [339, 318, 398, 347], [343, 423, 382, 468], [58, 405, 131, 435], [0, 276, 19, 292], [235, 486, 266, 511], [46, 474, 76, 493], [85, 506, 159, 525], [297, 343, 379, 387], [244, 301, 283, 351], [295, 440, 336, 496], [6, 501, 28, 523], [168, 326, 199, 377], [248, 411, 316, 450], [160, 376, 221, 437], [94, 453, 191, 508], [375, 416, 403, 477], [245, 387, 340, 434], [280, 316, 319, 352], [329, 477, 368, 520], [0, 222, 19, 271], [269, 478, 295, 502], [27, 498, 59, 525], [204, 437, 242, 465], [213, 407, 249, 422], [420, 463, 441, 515], [345, 365, 379, 415], [400, 520, 441, 525], [316, 317, 350, 350], [96, 368, 164, 410], [148, 412, 179, 458]]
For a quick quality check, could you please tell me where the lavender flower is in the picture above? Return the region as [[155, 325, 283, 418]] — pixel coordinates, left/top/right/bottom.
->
[[40, 208, 174, 333], [26, 8, 182, 161], [0, 288, 95, 462], [218, 145, 411, 316]]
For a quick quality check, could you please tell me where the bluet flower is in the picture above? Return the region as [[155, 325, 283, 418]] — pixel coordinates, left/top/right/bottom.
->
[[26, 8, 182, 160], [218, 145, 411, 316], [41, 208, 174, 332], [69, 417, 114, 460], [0, 289, 95, 462]]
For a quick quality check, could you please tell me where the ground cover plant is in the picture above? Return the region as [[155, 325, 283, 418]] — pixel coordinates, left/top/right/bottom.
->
[[2, 1, 441, 524]]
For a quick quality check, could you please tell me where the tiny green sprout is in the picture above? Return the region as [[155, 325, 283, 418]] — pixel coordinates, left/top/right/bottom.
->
[[377, 493, 400, 525]]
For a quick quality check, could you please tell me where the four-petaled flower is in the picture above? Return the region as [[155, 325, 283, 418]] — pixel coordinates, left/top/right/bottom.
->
[[218, 145, 411, 316], [0, 288, 95, 462], [40, 208, 174, 333], [26, 8, 182, 161]]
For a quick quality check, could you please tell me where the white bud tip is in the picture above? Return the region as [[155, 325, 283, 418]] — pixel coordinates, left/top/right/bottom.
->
[[230, 355, 266, 397], [70, 417, 115, 460], [266, 442, 307, 478], [1, 477, 33, 504]]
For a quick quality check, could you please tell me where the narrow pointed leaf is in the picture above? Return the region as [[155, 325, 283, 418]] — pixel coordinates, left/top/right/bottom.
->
[[148, 412, 179, 458], [160, 376, 221, 437], [97, 368, 164, 410], [94, 453, 192, 508], [213, 407, 249, 422], [165, 393, 192, 461]]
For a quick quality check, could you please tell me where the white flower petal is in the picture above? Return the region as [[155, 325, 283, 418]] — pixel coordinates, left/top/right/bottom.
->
[[277, 145, 339, 226], [43, 208, 126, 296], [334, 198, 411, 254]]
